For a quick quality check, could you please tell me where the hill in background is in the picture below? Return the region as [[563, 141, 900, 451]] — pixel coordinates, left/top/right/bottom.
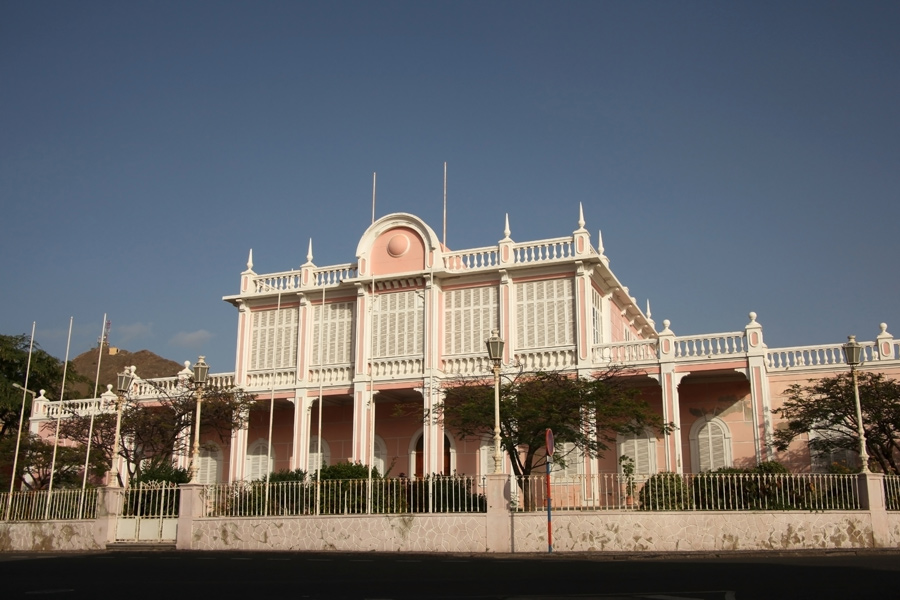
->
[[69, 346, 186, 398]]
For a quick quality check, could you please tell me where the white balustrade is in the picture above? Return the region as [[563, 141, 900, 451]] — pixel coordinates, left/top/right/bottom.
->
[[314, 264, 358, 286], [308, 365, 353, 384], [513, 237, 574, 264], [513, 348, 576, 371], [673, 332, 746, 359], [32, 398, 108, 420], [244, 369, 297, 389], [592, 340, 658, 364], [442, 247, 499, 271], [371, 357, 423, 378], [765, 342, 876, 370], [441, 355, 494, 376], [252, 272, 302, 293]]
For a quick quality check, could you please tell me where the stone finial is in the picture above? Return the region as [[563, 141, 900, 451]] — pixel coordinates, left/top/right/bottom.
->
[[748, 311, 757, 324], [597, 229, 605, 255], [307, 238, 314, 264], [646, 299, 652, 319], [247, 249, 253, 271], [106, 385, 112, 392], [662, 319, 672, 332], [880, 322, 888, 334], [503, 214, 511, 240], [577, 203, 586, 230]]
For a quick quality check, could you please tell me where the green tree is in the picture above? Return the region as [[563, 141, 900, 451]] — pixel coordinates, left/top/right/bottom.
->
[[57, 378, 257, 486], [0, 433, 106, 491], [0, 333, 87, 440], [437, 368, 673, 479], [773, 372, 900, 475]]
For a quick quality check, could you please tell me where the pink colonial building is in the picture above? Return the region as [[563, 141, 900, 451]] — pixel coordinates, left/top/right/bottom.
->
[[149, 207, 894, 485]]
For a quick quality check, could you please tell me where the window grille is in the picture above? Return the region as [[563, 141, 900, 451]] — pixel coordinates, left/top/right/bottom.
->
[[311, 302, 354, 365], [249, 307, 298, 370], [444, 286, 499, 355], [373, 291, 423, 357], [516, 279, 574, 349]]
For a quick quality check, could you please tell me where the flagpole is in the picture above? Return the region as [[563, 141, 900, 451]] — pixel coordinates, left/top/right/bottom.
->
[[79, 314, 107, 516], [5, 322, 36, 520], [46, 317, 73, 518]]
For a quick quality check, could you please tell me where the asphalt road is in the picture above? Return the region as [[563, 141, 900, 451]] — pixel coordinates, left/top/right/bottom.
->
[[2, 549, 899, 599]]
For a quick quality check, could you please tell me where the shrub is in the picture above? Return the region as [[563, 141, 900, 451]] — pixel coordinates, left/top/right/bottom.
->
[[638, 472, 692, 510]]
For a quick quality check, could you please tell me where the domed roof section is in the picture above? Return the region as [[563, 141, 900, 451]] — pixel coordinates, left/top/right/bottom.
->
[[355, 213, 443, 277]]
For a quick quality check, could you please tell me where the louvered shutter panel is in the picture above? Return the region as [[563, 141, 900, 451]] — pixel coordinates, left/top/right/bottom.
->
[[709, 421, 727, 470], [635, 434, 651, 474], [698, 422, 713, 471], [198, 446, 219, 484]]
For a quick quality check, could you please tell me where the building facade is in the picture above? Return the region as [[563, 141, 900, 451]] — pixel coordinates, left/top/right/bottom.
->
[[29, 208, 900, 485]]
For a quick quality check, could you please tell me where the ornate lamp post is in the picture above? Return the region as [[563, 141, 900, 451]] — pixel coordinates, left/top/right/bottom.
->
[[842, 335, 870, 474], [485, 329, 505, 474], [190, 356, 210, 483], [108, 367, 135, 487]]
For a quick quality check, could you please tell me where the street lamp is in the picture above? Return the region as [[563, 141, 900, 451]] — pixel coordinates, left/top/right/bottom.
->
[[109, 367, 135, 487], [190, 356, 209, 483], [485, 329, 505, 474], [842, 335, 870, 474]]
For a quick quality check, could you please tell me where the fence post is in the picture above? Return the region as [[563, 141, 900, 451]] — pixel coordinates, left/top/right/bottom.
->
[[92, 486, 120, 548], [176, 483, 203, 550], [484, 474, 511, 552], [858, 473, 888, 547]]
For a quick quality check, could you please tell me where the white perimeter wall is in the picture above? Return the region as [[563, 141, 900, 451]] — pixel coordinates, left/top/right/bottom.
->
[[5, 513, 900, 553]]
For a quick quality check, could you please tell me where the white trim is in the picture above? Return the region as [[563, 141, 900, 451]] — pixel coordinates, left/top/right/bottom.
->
[[689, 416, 733, 473]]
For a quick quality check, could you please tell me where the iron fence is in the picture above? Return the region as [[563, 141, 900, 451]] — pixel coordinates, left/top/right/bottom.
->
[[1, 488, 100, 521], [512, 472, 861, 512], [117, 482, 180, 517], [884, 475, 900, 511], [203, 475, 486, 518]]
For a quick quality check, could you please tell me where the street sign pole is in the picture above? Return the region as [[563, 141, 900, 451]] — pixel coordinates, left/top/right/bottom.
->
[[545, 428, 554, 553]]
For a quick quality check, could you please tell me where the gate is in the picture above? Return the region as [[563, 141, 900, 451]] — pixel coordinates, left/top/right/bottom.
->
[[115, 482, 179, 542]]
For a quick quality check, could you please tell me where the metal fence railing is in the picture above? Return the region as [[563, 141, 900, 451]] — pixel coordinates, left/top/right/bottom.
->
[[203, 476, 486, 518], [512, 472, 862, 512], [1, 488, 100, 521], [884, 475, 900, 511], [117, 482, 180, 517]]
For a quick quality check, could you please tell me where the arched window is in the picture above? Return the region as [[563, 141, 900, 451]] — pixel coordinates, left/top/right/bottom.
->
[[617, 429, 658, 476], [197, 443, 221, 485], [552, 442, 584, 479], [373, 435, 388, 476], [690, 417, 733, 472], [245, 439, 274, 481], [410, 432, 454, 476], [308, 437, 331, 474]]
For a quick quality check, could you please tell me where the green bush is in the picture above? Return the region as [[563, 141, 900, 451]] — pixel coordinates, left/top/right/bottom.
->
[[638, 472, 692, 510]]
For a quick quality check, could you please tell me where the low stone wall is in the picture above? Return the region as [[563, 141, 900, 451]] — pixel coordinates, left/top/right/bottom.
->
[[511, 511, 889, 552], [0, 521, 101, 552], [191, 513, 487, 552]]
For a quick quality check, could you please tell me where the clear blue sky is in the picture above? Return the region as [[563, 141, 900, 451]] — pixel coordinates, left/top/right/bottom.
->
[[2, 1, 898, 379]]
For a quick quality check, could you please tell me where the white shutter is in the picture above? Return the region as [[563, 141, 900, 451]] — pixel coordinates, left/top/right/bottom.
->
[[198, 445, 220, 484], [308, 437, 331, 473], [245, 440, 274, 481]]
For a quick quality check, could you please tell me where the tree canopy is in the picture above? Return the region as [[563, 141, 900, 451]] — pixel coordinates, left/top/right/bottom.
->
[[773, 372, 900, 475], [437, 368, 672, 479], [56, 378, 257, 486], [0, 333, 87, 439]]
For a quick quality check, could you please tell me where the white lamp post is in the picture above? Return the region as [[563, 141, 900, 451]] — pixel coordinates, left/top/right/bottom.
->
[[485, 329, 505, 474], [109, 367, 135, 487], [190, 356, 210, 483], [842, 335, 870, 474]]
